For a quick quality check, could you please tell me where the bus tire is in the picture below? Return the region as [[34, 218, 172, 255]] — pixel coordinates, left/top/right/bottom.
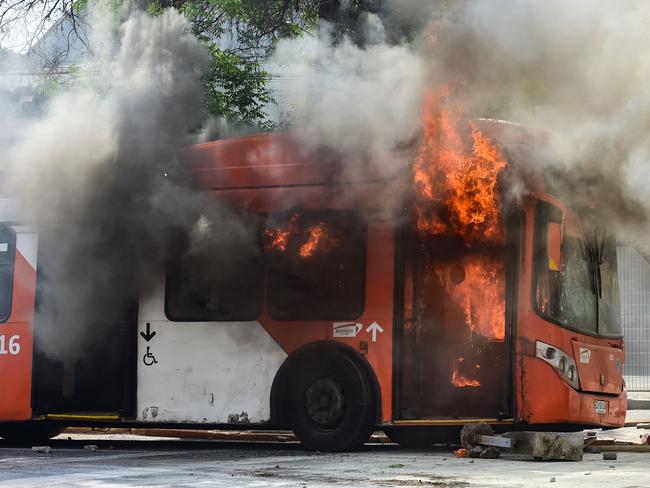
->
[[282, 346, 377, 452], [0, 422, 64, 444]]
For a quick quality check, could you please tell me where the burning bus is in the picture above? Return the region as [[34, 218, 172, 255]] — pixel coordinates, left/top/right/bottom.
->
[[0, 104, 625, 451]]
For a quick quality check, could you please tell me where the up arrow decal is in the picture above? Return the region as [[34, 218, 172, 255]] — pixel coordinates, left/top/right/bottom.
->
[[366, 322, 384, 343]]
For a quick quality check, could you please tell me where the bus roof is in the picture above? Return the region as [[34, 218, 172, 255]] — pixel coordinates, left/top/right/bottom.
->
[[180, 131, 395, 191], [180, 119, 547, 192], [180, 119, 544, 206]]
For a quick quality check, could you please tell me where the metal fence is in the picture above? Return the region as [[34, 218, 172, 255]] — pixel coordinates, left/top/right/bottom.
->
[[618, 246, 650, 391]]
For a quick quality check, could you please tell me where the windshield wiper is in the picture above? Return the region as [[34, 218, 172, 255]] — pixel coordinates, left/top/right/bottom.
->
[[580, 228, 606, 332]]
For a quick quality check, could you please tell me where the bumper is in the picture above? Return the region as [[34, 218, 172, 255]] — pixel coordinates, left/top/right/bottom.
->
[[520, 356, 626, 427]]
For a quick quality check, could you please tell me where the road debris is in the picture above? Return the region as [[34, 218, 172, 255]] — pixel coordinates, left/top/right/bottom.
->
[[460, 423, 582, 461], [503, 432, 583, 461], [453, 448, 467, 458], [603, 452, 617, 461], [598, 445, 650, 453], [479, 447, 501, 459], [460, 423, 494, 450], [460, 423, 503, 458], [84, 445, 98, 451], [31, 446, 52, 454], [468, 446, 483, 457], [583, 426, 650, 453]]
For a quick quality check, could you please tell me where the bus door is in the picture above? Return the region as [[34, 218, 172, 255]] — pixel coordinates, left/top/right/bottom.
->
[[0, 225, 36, 421], [31, 235, 137, 419], [396, 208, 522, 421]]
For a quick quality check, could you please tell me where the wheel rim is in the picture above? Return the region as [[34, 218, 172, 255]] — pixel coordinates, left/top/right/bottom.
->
[[305, 377, 346, 428]]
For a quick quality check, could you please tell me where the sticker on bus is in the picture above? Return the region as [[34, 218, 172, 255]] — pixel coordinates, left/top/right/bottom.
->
[[579, 348, 591, 364], [333, 322, 363, 338], [594, 400, 608, 415]]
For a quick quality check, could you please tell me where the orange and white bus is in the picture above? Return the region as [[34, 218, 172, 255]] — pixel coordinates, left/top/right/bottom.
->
[[0, 118, 625, 451]]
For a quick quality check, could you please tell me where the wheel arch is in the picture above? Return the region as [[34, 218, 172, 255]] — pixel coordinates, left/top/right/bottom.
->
[[269, 340, 382, 427]]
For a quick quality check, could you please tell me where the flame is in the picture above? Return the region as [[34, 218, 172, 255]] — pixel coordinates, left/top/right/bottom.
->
[[265, 214, 339, 258], [299, 222, 339, 258], [411, 88, 509, 390], [264, 213, 299, 252], [451, 356, 480, 388], [450, 256, 506, 340], [413, 87, 508, 245]]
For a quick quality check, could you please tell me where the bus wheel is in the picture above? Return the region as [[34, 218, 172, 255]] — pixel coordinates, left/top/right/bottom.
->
[[284, 348, 376, 452], [383, 427, 458, 448], [0, 422, 64, 444]]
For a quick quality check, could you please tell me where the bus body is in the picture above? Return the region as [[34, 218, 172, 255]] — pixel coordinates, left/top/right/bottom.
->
[[0, 119, 626, 450], [0, 200, 37, 423]]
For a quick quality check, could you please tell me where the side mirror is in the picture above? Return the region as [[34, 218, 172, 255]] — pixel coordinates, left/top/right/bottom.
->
[[547, 222, 562, 272]]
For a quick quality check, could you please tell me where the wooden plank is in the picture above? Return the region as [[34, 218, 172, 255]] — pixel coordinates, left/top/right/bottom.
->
[[598, 444, 650, 453]]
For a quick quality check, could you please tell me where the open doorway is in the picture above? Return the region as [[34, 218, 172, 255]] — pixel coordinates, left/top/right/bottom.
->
[[396, 209, 521, 420], [31, 240, 137, 417]]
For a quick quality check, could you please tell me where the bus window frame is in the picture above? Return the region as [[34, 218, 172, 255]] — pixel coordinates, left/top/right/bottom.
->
[[531, 197, 623, 339], [265, 209, 368, 322], [0, 226, 15, 324], [164, 235, 265, 323]]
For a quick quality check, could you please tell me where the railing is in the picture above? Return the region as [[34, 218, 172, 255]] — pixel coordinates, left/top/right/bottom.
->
[[618, 246, 650, 391]]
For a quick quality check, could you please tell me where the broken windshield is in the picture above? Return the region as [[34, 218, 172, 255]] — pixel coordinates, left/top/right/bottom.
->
[[534, 201, 622, 337]]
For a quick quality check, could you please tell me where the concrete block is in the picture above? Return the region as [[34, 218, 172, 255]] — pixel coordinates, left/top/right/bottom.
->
[[503, 431, 583, 461]]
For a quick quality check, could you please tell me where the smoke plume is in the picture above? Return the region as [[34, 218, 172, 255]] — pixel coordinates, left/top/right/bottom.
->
[[5, 7, 254, 363], [272, 1, 650, 247], [4, 0, 650, 368], [270, 20, 427, 181]]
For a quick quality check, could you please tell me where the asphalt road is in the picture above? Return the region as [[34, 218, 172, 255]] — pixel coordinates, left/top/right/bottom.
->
[[0, 434, 649, 488]]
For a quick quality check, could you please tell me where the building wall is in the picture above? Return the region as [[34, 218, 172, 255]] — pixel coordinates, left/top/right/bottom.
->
[[618, 246, 650, 391]]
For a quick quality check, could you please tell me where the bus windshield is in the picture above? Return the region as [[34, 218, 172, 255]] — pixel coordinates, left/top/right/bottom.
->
[[598, 240, 622, 336], [534, 202, 622, 337]]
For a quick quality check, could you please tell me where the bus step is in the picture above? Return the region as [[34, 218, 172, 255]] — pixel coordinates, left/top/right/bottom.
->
[[45, 413, 121, 421]]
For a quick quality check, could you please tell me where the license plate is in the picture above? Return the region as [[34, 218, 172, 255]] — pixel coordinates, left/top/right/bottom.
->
[[594, 400, 608, 415]]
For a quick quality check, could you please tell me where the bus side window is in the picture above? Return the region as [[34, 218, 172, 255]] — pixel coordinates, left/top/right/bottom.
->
[[165, 231, 264, 322], [0, 227, 16, 323], [266, 211, 367, 321]]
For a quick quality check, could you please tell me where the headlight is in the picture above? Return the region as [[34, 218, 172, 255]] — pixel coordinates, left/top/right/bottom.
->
[[567, 365, 575, 381], [535, 341, 580, 390]]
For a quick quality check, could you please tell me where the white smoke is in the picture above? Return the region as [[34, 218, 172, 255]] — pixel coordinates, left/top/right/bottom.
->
[[4, 7, 252, 362], [271, 1, 650, 247], [5, 0, 650, 359], [270, 16, 427, 180], [429, 0, 650, 246]]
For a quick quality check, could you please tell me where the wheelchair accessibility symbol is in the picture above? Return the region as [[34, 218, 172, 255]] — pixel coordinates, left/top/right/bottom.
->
[[143, 346, 158, 366]]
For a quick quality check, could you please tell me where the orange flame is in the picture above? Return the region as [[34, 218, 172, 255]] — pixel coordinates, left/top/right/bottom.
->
[[413, 87, 508, 245], [451, 356, 480, 388], [450, 256, 506, 340], [265, 215, 340, 258], [264, 213, 298, 252], [299, 222, 340, 258]]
